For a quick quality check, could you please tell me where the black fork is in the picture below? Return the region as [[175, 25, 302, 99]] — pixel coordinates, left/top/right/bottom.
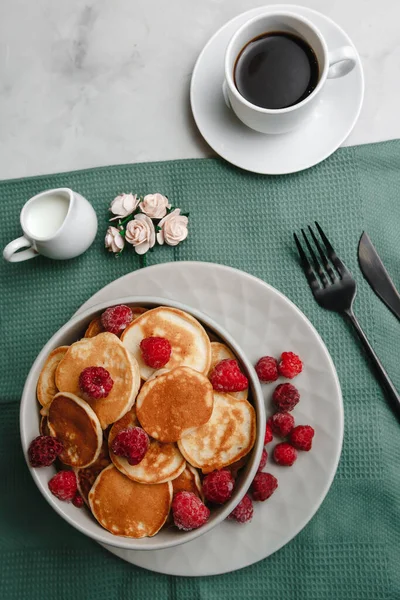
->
[[294, 222, 400, 419]]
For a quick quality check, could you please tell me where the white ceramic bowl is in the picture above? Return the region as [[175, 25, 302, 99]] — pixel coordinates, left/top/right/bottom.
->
[[20, 296, 265, 551]]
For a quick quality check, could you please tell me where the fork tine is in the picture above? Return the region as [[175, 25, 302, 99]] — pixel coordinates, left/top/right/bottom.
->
[[301, 229, 328, 287], [315, 221, 350, 277], [308, 225, 336, 283], [293, 233, 320, 294]]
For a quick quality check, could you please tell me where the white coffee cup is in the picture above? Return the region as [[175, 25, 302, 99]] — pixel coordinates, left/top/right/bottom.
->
[[3, 188, 98, 262], [224, 11, 358, 134]]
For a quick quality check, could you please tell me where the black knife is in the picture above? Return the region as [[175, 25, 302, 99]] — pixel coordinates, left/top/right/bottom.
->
[[358, 232, 400, 321]]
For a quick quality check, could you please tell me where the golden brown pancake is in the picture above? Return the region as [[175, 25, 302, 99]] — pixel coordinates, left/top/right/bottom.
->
[[40, 415, 50, 436], [109, 408, 186, 484], [130, 306, 148, 320], [208, 342, 248, 401], [136, 367, 214, 443], [48, 392, 103, 468], [36, 346, 69, 408], [121, 306, 211, 380], [74, 438, 111, 504], [84, 307, 148, 339], [178, 392, 256, 473], [172, 464, 203, 500], [55, 332, 140, 429], [89, 464, 172, 538], [84, 318, 103, 338]]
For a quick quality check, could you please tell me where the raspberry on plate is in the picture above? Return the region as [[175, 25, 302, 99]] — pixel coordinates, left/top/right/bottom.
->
[[273, 442, 298, 466], [257, 448, 268, 472], [290, 425, 315, 451], [72, 493, 84, 508], [101, 304, 133, 336], [48, 470, 77, 501], [227, 493, 253, 523], [28, 435, 63, 468], [203, 470, 235, 504], [172, 491, 210, 531], [251, 472, 278, 501], [209, 359, 248, 393], [268, 412, 295, 438], [255, 356, 278, 383], [110, 427, 150, 465], [264, 422, 273, 445], [278, 352, 303, 379], [140, 337, 172, 369], [272, 383, 300, 412], [79, 366, 114, 399]]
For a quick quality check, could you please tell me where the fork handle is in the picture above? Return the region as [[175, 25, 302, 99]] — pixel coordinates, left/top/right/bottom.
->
[[345, 309, 400, 419]]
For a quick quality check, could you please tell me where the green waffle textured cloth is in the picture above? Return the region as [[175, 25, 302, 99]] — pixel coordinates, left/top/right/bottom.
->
[[1, 140, 400, 599]]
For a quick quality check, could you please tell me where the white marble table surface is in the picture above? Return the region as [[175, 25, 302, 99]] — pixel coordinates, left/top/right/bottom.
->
[[0, 0, 398, 180]]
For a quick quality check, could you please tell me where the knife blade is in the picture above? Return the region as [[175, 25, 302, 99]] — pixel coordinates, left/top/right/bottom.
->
[[358, 232, 400, 321]]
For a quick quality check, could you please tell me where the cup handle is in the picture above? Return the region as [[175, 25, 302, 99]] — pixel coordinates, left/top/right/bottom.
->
[[3, 236, 38, 262], [222, 81, 231, 108], [327, 46, 357, 79]]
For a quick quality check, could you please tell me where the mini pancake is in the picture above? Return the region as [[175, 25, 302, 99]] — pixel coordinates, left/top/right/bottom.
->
[[40, 415, 50, 436], [178, 392, 256, 473], [109, 407, 186, 484], [121, 306, 211, 380], [84, 307, 148, 339], [172, 464, 203, 500], [84, 318, 103, 338], [36, 346, 69, 408], [74, 438, 111, 504], [130, 306, 148, 320], [164, 464, 204, 527], [136, 367, 214, 443], [48, 392, 103, 468], [89, 464, 172, 538], [55, 332, 140, 429], [208, 342, 248, 401], [146, 368, 170, 382]]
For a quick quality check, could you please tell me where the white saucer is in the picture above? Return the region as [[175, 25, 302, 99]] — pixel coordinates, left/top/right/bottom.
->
[[190, 5, 364, 175], [77, 262, 343, 577]]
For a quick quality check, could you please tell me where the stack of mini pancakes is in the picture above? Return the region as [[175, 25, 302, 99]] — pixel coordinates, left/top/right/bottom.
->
[[37, 305, 256, 538]]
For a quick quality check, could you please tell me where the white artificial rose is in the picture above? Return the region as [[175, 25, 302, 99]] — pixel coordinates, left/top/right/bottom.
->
[[157, 208, 188, 246], [125, 213, 156, 255], [105, 226, 125, 253], [139, 193, 171, 219], [109, 193, 139, 220]]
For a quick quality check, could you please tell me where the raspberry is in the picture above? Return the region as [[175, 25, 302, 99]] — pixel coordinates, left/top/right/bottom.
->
[[140, 337, 172, 369], [251, 472, 278, 501], [273, 442, 297, 466], [172, 491, 210, 531], [258, 448, 268, 471], [255, 356, 278, 383], [272, 383, 300, 412], [290, 425, 315, 451], [209, 359, 248, 393], [101, 304, 133, 336], [278, 352, 303, 379], [202, 470, 235, 504], [111, 427, 150, 465], [28, 436, 63, 468], [264, 422, 273, 445], [72, 493, 84, 508], [227, 493, 253, 523], [48, 470, 77, 501], [268, 412, 295, 438], [79, 366, 114, 399]]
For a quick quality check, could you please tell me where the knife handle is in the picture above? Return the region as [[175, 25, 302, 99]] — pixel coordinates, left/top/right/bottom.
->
[[346, 309, 400, 420]]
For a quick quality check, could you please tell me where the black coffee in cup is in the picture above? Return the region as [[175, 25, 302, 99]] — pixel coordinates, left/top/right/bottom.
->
[[234, 32, 319, 110]]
